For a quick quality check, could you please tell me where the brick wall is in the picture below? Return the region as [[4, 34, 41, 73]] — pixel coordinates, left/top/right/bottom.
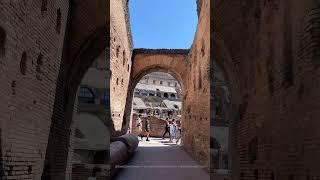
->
[[183, 0, 210, 167], [0, 1, 69, 179], [130, 114, 168, 138], [110, 0, 133, 135], [213, 0, 320, 179]]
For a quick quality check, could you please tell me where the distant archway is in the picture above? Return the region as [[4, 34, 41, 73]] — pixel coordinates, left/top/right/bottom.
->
[[129, 71, 183, 139], [121, 49, 189, 134]]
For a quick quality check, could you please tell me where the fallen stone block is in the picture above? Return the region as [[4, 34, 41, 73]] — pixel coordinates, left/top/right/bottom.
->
[[111, 134, 139, 155]]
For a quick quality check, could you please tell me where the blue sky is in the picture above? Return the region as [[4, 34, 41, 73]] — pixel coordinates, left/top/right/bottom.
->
[[129, 0, 198, 49]]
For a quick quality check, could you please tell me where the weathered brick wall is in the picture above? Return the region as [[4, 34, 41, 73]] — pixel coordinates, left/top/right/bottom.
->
[[0, 1, 69, 179], [130, 114, 168, 138], [214, 0, 320, 179], [183, 0, 210, 167], [110, 0, 133, 135]]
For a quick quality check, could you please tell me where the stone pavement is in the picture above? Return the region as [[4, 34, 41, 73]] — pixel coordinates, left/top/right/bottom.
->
[[113, 138, 210, 180]]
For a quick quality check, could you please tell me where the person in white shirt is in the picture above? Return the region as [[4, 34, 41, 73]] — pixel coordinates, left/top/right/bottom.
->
[[137, 115, 143, 140], [169, 120, 174, 143]]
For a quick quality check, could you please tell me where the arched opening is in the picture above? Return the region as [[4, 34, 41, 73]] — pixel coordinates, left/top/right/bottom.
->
[[0, 27, 6, 57], [211, 60, 232, 177], [41, 25, 109, 179], [71, 51, 110, 179], [130, 72, 183, 143]]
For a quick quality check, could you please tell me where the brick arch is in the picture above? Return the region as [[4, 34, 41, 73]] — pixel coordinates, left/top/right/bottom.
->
[[41, 0, 109, 179], [121, 49, 189, 133], [131, 66, 185, 91], [42, 28, 108, 180]]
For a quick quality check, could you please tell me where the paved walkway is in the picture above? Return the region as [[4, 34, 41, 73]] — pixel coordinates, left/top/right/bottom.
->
[[114, 138, 210, 180]]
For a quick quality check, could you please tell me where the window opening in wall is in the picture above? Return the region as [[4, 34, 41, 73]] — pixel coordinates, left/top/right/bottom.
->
[[20, 52, 27, 75], [116, 46, 120, 58], [41, 0, 48, 14], [56, 9, 62, 34], [0, 27, 6, 57], [123, 50, 126, 65]]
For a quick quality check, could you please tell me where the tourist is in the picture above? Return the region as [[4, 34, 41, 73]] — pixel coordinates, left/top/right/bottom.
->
[[87, 167, 100, 180], [175, 120, 181, 142], [162, 118, 171, 139], [145, 116, 151, 141], [172, 119, 177, 143], [169, 120, 174, 143], [137, 115, 143, 140]]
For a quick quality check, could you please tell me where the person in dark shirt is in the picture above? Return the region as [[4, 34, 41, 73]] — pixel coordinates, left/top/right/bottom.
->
[[162, 118, 171, 139]]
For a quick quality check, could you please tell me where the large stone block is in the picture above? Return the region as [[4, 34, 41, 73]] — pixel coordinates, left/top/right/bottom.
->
[[111, 134, 139, 155]]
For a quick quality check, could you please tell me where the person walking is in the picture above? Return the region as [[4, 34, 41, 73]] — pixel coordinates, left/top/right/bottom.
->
[[162, 118, 170, 139], [137, 115, 143, 140], [176, 120, 182, 143], [145, 116, 151, 141], [169, 120, 174, 143], [172, 119, 177, 143]]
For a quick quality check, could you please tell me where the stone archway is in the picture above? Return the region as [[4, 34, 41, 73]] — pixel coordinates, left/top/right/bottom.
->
[[121, 49, 189, 134], [41, 1, 109, 179]]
